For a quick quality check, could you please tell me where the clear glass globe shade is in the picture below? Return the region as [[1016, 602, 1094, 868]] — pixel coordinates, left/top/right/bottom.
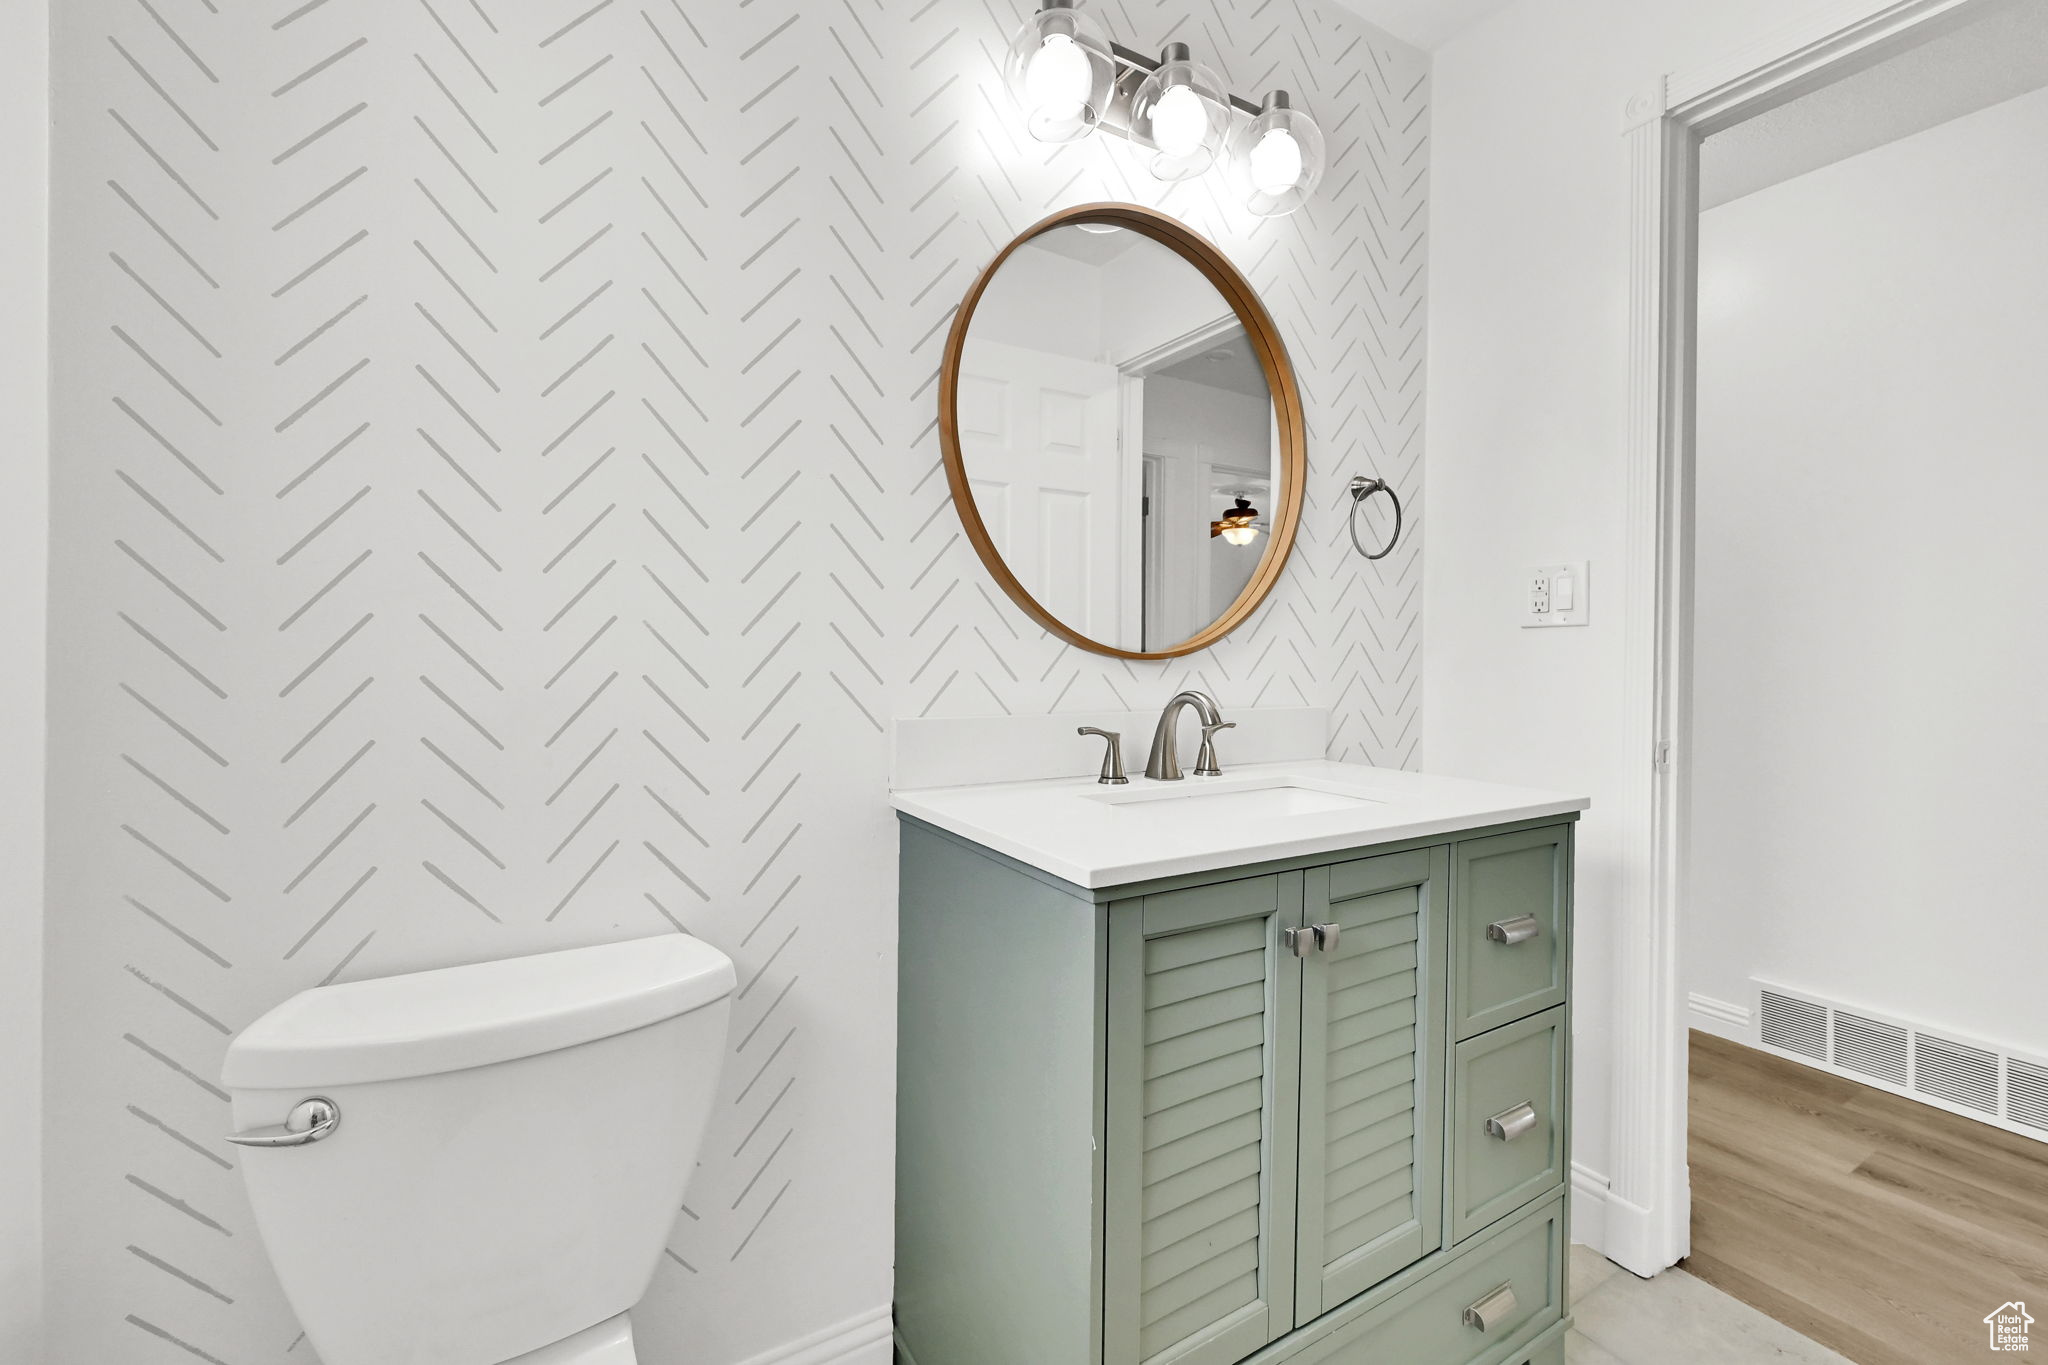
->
[[1248, 128, 1304, 195], [1024, 33, 1092, 116], [1151, 84, 1208, 159]]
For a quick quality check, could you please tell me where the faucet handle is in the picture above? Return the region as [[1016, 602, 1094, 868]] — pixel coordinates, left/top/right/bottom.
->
[[1194, 721, 1235, 778], [1077, 728, 1129, 785]]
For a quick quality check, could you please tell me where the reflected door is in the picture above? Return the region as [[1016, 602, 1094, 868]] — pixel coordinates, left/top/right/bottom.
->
[[955, 338, 1124, 642]]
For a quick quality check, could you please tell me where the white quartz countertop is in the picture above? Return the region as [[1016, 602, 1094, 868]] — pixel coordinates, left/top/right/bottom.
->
[[890, 759, 1590, 889]]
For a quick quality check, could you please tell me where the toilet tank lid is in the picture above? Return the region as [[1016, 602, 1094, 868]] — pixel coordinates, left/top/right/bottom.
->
[[222, 935, 736, 1089]]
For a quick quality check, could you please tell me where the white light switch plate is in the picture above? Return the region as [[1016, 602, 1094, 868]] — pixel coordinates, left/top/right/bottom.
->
[[1524, 562, 1589, 627]]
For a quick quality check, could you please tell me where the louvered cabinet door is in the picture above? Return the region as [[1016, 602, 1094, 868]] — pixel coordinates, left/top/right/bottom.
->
[[1292, 847, 1449, 1320], [1104, 873, 1302, 1365]]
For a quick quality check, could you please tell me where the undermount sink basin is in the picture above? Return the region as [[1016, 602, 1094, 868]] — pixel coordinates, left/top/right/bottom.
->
[[1081, 776, 1383, 818]]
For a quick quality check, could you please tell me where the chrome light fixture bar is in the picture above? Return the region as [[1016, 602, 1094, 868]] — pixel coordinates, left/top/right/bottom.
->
[[1005, 0, 1327, 216]]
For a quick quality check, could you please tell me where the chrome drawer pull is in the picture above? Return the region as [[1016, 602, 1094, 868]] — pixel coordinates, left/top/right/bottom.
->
[[1311, 922, 1341, 954], [1463, 1282, 1518, 1332], [1485, 1101, 1539, 1142], [1285, 927, 1318, 958], [226, 1097, 340, 1149], [1486, 915, 1541, 945]]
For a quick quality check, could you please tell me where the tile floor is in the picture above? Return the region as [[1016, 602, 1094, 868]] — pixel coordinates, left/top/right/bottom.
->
[[1567, 1246, 1854, 1365]]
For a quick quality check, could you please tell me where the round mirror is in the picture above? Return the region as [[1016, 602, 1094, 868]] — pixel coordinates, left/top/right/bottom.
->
[[940, 204, 1305, 659]]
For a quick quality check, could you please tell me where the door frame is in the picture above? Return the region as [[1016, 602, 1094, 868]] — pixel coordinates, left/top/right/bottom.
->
[[1117, 315, 1280, 654], [1609, 0, 2006, 1276]]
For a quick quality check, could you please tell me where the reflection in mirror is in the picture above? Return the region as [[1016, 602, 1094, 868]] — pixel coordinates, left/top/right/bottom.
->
[[955, 223, 1280, 654]]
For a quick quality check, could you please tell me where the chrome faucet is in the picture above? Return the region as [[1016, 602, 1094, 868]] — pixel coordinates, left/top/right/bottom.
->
[[1145, 691, 1234, 781], [1076, 727, 1129, 785]]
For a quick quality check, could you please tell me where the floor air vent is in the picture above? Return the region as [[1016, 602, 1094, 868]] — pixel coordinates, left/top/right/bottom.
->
[[2009, 1059, 2048, 1134], [1749, 979, 2046, 1145], [1915, 1034, 2000, 1116], [1832, 1011, 1908, 1087], [1758, 989, 1827, 1061]]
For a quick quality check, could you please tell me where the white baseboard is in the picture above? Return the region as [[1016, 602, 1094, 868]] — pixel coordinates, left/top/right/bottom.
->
[[1598, 1181, 1679, 1279], [1568, 1162, 1609, 1254], [1687, 991, 1752, 1044], [1571, 1160, 1687, 1278], [735, 1307, 893, 1365]]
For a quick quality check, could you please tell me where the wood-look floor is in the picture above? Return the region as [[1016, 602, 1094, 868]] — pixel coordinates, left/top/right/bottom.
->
[[1686, 1030, 2048, 1365]]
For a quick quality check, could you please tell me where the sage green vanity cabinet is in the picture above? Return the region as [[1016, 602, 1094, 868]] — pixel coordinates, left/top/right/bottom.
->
[[1449, 1008, 1567, 1244], [895, 812, 1576, 1365], [1451, 827, 1570, 1040], [1292, 849, 1447, 1320], [1104, 872, 1302, 1365]]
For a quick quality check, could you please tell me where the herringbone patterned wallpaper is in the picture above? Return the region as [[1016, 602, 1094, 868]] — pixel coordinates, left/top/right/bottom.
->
[[45, 1, 1427, 1361]]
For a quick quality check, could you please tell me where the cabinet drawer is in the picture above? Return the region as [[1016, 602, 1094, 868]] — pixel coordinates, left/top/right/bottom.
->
[[1300, 1194, 1563, 1365], [1450, 1009, 1565, 1243], [1451, 827, 1569, 1039]]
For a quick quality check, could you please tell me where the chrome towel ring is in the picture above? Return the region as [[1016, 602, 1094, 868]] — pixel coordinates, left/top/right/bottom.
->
[[1346, 475, 1402, 561]]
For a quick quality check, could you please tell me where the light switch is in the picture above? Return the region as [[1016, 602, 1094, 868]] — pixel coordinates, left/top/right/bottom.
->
[[1524, 562, 1589, 628]]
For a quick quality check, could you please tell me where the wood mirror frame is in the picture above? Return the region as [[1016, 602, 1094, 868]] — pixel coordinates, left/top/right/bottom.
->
[[938, 203, 1307, 661]]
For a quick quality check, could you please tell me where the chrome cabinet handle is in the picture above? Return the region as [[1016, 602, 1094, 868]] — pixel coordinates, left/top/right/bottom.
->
[[1485, 1101, 1539, 1143], [1076, 728, 1128, 785], [1285, 923, 1343, 957], [1463, 1282, 1518, 1332], [1486, 915, 1541, 945], [226, 1097, 340, 1149]]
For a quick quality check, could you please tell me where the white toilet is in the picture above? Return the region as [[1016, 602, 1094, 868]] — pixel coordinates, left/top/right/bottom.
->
[[221, 935, 736, 1365]]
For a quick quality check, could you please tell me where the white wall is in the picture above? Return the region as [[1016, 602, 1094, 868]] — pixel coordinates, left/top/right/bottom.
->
[[971, 238, 1237, 366], [43, 2, 1427, 1361], [1, 0, 48, 1356], [970, 245, 1108, 358], [1100, 243, 1240, 362], [1423, 0, 1812, 1215], [1687, 86, 2048, 1049]]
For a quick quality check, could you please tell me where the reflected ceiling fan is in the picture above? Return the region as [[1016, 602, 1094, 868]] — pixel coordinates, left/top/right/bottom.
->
[[1210, 495, 1263, 546]]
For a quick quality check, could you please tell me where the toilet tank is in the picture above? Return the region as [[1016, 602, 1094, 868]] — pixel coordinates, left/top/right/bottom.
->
[[223, 936, 736, 1365]]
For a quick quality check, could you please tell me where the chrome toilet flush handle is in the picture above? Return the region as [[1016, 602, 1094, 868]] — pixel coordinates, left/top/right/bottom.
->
[[227, 1097, 341, 1149]]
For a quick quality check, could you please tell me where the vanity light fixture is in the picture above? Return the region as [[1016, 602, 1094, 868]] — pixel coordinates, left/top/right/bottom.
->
[[1211, 496, 1262, 546], [1003, 2, 1327, 215], [1003, 0, 1117, 144], [1228, 91, 1326, 218], [1129, 43, 1227, 181]]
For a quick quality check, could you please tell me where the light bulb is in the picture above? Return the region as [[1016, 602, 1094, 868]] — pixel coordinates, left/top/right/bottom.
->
[[1151, 83, 1208, 159], [1248, 128, 1304, 195], [1024, 32, 1092, 116]]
